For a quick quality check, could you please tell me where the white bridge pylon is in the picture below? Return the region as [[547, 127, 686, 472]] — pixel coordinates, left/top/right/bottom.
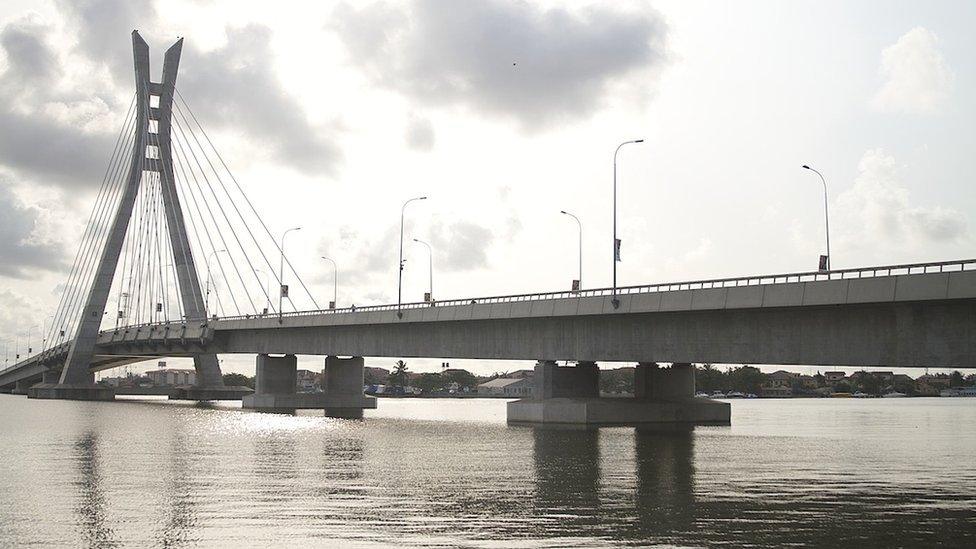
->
[[33, 31, 319, 396]]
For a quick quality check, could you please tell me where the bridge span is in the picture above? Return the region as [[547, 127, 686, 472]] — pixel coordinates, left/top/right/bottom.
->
[[3, 259, 974, 422]]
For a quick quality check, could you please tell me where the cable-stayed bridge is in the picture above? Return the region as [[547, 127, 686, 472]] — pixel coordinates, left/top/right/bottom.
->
[[1, 32, 974, 424]]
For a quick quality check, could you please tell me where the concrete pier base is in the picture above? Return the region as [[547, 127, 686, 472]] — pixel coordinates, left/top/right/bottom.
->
[[241, 354, 376, 415], [507, 360, 730, 425], [169, 385, 253, 401], [28, 383, 115, 401], [12, 378, 35, 395]]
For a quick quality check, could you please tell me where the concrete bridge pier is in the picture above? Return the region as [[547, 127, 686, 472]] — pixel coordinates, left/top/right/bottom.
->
[[28, 371, 115, 401], [12, 378, 35, 395], [242, 354, 299, 412], [242, 354, 376, 416], [322, 356, 377, 419], [507, 360, 729, 425]]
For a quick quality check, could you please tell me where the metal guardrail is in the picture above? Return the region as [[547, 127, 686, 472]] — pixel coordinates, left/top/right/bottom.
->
[[5, 258, 973, 376]]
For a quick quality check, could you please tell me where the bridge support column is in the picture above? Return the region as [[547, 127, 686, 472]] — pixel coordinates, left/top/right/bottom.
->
[[242, 354, 377, 415], [242, 354, 297, 412], [322, 356, 377, 419], [169, 355, 253, 401], [535, 360, 599, 398], [12, 378, 34, 395], [635, 362, 696, 400], [508, 361, 729, 425], [41, 370, 61, 384]]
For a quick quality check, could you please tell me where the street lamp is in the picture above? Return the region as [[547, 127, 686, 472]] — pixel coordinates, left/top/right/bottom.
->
[[560, 210, 583, 291], [398, 196, 427, 317], [412, 239, 433, 302], [279, 226, 302, 322], [42, 314, 54, 351], [205, 249, 228, 318], [802, 165, 831, 271], [612, 139, 644, 308], [26, 325, 36, 356], [253, 268, 271, 314], [320, 257, 338, 309]]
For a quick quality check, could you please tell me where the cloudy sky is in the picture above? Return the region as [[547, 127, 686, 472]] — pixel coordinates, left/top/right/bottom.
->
[[0, 0, 973, 376]]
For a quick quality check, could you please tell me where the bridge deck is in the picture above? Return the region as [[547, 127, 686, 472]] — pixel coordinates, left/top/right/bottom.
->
[[2, 259, 974, 389]]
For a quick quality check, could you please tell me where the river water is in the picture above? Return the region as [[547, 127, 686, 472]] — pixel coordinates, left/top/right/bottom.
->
[[0, 395, 974, 547]]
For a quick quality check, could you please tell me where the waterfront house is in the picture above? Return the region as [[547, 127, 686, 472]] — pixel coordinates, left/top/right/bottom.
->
[[824, 371, 847, 383], [477, 377, 534, 397], [145, 368, 196, 387]]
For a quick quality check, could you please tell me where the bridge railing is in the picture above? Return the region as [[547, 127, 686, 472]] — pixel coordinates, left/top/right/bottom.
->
[[215, 258, 976, 322]]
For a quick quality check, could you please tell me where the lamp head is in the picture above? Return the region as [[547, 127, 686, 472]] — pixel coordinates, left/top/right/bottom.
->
[[802, 165, 810, 170], [560, 210, 567, 214], [634, 139, 644, 143]]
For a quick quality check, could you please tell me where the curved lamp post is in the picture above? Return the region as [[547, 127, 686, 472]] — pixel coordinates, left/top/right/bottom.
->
[[278, 227, 302, 322], [320, 257, 338, 309], [802, 165, 831, 271], [612, 139, 644, 308], [560, 210, 583, 291], [398, 196, 427, 317]]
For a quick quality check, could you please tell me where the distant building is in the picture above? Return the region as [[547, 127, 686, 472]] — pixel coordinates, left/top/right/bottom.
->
[[824, 371, 847, 383], [917, 374, 952, 390], [100, 376, 126, 388], [145, 368, 195, 386], [477, 377, 534, 397]]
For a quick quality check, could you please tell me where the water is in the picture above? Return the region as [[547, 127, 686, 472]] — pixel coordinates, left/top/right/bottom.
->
[[0, 396, 974, 548]]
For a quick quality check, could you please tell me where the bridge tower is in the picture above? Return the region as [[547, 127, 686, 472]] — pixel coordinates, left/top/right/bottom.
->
[[30, 31, 232, 400]]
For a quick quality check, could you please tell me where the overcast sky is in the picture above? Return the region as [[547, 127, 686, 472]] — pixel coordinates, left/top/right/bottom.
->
[[0, 0, 973, 377]]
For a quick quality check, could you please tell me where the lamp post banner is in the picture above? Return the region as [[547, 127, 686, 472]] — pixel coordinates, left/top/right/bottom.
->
[[615, 238, 622, 262]]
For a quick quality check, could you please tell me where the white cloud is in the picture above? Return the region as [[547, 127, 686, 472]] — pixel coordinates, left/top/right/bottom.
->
[[332, 0, 669, 131], [836, 148, 967, 245], [871, 27, 953, 114]]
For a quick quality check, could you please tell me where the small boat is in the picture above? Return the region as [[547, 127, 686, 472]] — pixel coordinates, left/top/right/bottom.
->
[[725, 391, 746, 398], [746, 393, 758, 399], [711, 391, 726, 398], [694, 392, 710, 398], [882, 392, 907, 398], [852, 392, 874, 398]]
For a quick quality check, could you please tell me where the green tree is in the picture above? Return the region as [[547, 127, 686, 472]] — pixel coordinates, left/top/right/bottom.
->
[[443, 369, 478, 390], [388, 360, 409, 388], [696, 364, 728, 393], [813, 373, 826, 388], [223, 372, 253, 388], [949, 371, 965, 387], [364, 369, 381, 385], [893, 376, 917, 396], [833, 381, 852, 394], [414, 372, 445, 394], [599, 368, 634, 395], [855, 371, 882, 395], [728, 366, 765, 394]]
